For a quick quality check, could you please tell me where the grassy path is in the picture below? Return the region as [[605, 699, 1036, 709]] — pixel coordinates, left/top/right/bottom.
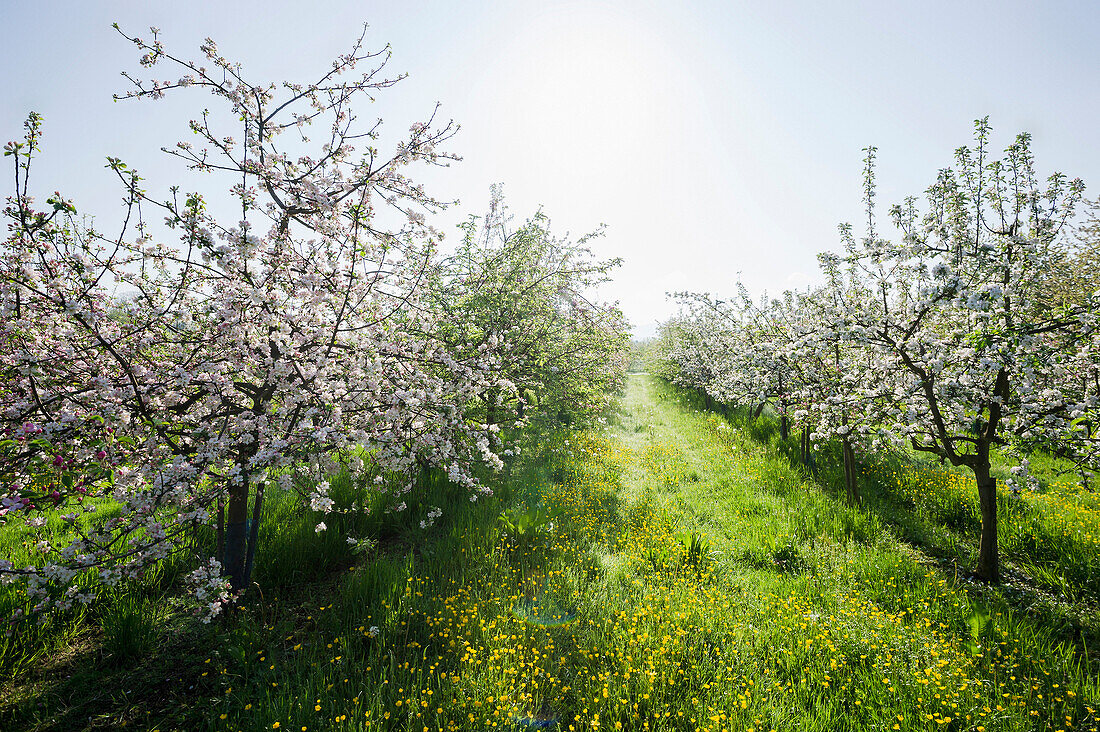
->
[[6, 374, 1097, 731], [538, 373, 1097, 732], [189, 374, 1099, 731]]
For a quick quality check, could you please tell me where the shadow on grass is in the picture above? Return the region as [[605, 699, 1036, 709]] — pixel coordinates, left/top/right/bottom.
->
[[0, 427, 617, 731]]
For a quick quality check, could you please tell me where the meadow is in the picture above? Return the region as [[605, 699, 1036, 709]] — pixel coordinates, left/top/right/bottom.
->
[[2, 373, 1098, 731]]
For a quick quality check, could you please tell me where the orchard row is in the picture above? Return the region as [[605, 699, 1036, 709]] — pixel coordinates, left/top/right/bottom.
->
[[652, 124, 1098, 583], [0, 26, 630, 625]]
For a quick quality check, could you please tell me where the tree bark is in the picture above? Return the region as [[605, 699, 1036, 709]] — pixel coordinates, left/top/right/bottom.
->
[[841, 436, 859, 505], [780, 414, 789, 442], [223, 479, 249, 591], [974, 462, 999, 582], [242, 480, 265, 589], [215, 497, 225, 561]]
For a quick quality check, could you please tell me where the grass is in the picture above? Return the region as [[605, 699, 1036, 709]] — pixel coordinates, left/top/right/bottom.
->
[[99, 583, 165, 665], [1, 374, 1098, 730]]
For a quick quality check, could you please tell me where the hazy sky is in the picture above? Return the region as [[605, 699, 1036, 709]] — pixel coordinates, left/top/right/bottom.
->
[[3, 1, 1098, 336]]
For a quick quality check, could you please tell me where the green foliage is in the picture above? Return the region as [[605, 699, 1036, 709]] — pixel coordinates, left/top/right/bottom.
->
[[498, 503, 559, 538], [430, 188, 631, 428], [674, 530, 713, 570], [498, 503, 561, 561], [965, 607, 992, 656], [100, 589, 162, 665]]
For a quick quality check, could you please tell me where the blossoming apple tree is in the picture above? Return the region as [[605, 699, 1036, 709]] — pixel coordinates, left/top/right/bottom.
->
[[668, 288, 806, 433], [0, 26, 514, 622], [839, 124, 1095, 580], [429, 187, 630, 430]]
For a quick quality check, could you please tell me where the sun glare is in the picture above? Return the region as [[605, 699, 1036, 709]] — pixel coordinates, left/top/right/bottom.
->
[[488, 8, 685, 180]]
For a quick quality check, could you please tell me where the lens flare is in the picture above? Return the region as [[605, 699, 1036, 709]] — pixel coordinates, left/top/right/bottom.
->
[[510, 709, 561, 729], [511, 597, 576, 627]]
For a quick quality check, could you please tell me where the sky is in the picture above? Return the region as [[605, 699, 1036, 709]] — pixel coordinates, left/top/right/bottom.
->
[[3, 0, 1099, 336]]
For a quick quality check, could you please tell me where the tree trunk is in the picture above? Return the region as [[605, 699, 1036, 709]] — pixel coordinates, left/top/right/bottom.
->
[[215, 497, 225, 561], [704, 392, 713, 411], [223, 479, 250, 591], [780, 414, 789, 442], [484, 388, 499, 427], [841, 437, 859, 505], [242, 481, 265, 588], [752, 402, 766, 420], [974, 463, 999, 582], [800, 425, 818, 478]]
